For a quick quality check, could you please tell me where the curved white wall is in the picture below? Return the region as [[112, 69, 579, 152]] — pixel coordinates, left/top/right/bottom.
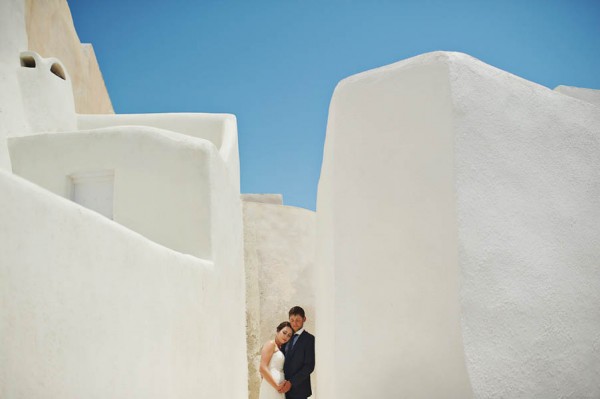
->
[[3, 0, 599, 394], [316, 52, 473, 399], [1, 2, 249, 398], [77, 113, 240, 189], [450, 53, 600, 398], [25, 0, 114, 114], [0, 0, 30, 170], [1, 0, 112, 171], [9, 127, 218, 258], [316, 51, 600, 399], [554, 85, 600, 107], [17, 51, 77, 133], [0, 170, 247, 398]]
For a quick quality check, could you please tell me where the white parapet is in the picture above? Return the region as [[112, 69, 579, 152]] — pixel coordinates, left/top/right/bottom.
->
[[77, 113, 240, 190], [8, 126, 225, 259], [316, 51, 600, 398]]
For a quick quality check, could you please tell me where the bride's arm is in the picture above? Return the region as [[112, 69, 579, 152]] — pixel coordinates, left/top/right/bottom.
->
[[259, 341, 280, 390]]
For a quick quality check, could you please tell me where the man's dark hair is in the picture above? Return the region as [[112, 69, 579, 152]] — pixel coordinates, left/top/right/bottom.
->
[[288, 306, 305, 318]]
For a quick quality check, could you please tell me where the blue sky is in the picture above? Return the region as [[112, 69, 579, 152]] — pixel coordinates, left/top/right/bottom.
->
[[68, 0, 600, 210]]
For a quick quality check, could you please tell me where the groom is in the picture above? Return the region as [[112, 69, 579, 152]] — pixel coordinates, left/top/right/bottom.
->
[[279, 306, 315, 398]]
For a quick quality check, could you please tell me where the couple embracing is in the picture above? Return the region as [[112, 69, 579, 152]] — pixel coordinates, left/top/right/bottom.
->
[[259, 306, 315, 399]]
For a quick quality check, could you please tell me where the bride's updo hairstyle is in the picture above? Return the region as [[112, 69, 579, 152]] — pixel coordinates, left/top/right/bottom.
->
[[276, 321, 292, 332]]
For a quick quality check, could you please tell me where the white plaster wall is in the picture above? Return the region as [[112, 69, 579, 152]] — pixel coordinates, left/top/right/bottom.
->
[[316, 52, 473, 399], [0, 0, 30, 170], [0, 0, 27, 62], [1, 0, 104, 171], [243, 201, 316, 399], [8, 127, 218, 259], [1, 2, 248, 397], [207, 136, 248, 399], [0, 170, 247, 398], [78, 113, 240, 190], [17, 51, 77, 133], [554, 85, 600, 108], [450, 53, 600, 398], [316, 51, 600, 399]]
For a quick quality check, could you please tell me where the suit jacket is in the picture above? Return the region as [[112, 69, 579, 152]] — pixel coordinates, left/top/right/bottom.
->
[[283, 330, 315, 399]]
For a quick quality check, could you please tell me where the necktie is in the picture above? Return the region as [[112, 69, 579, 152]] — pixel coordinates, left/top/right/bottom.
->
[[291, 334, 299, 350]]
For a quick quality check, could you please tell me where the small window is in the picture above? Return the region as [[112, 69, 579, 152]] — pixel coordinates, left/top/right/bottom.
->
[[50, 62, 66, 80], [20, 55, 36, 68]]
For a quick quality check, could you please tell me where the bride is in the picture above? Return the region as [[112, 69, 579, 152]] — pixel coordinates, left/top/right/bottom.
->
[[258, 321, 294, 399]]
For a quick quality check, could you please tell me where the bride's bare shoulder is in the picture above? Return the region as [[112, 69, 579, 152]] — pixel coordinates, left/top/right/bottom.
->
[[261, 340, 277, 352]]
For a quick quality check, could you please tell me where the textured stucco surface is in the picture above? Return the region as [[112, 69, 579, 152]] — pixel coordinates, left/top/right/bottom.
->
[[0, 170, 247, 398], [316, 51, 600, 399], [0, 0, 30, 170], [25, 0, 113, 114], [1, 2, 248, 395], [243, 200, 315, 399], [3, 0, 600, 395], [0, 0, 111, 170], [451, 53, 600, 399], [17, 51, 77, 133], [316, 52, 472, 399], [9, 127, 218, 258], [554, 85, 600, 108], [77, 113, 240, 190]]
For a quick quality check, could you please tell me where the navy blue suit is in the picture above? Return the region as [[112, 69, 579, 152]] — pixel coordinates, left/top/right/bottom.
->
[[283, 330, 315, 399]]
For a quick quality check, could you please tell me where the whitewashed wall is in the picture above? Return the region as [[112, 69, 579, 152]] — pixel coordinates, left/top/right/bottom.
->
[[316, 51, 600, 399], [9, 127, 216, 259], [78, 113, 240, 190], [0, 0, 111, 171], [554, 85, 600, 107], [243, 200, 316, 399], [316, 52, 472, 399], [17, 51, 77, 133], [0, 170, 247, 398], [0, 0, 30, 170], [451, 53, 600, 398], [6, 125, 248, 396], [1, 2, 248, 397], [25, 0, 114, 114]]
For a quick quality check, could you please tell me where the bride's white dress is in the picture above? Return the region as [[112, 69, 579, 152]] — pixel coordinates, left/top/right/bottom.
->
[[258, 349, 285, 399]]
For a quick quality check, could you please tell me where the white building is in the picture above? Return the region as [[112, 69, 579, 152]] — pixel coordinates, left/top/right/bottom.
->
[[1, 1, 248, 397], [1, 1, 598, 398], [316, 51, 600, 398]]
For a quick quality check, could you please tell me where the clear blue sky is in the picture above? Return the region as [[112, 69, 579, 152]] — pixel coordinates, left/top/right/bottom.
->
[[68, 0, 600, 210]]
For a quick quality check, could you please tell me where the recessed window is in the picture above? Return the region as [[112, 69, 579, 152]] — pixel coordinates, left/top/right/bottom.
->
[[68, 170, 115, 219], [20, 55, 36, 68], [50, 62, 66, 80]]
